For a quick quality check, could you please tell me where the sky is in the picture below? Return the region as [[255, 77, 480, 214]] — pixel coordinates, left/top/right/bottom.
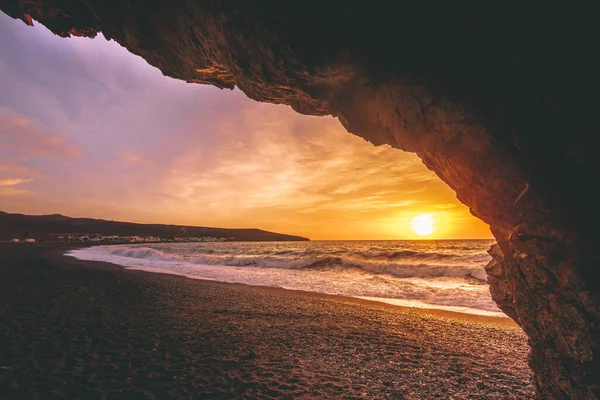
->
[[0, 12, 492, 240]]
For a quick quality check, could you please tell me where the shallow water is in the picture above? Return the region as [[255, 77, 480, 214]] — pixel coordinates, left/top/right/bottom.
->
[[67, 239, 503, 317]]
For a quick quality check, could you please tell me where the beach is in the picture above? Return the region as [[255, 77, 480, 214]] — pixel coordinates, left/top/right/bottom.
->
[[0, 243, 534, 398]]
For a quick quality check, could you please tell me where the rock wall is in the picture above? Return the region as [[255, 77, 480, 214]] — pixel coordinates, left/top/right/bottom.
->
[[1, 2, 599, 397]]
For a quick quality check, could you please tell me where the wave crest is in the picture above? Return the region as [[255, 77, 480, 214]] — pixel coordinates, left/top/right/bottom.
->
[[66, 240, 501, 316], [95, 245, 488, 281]]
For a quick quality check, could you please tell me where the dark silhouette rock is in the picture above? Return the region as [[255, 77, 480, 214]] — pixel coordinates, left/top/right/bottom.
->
[[1, 2, 598, 397]]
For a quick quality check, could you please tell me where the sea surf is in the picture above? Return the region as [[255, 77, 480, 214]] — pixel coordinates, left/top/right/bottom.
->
[[67, 240, 504, 317]]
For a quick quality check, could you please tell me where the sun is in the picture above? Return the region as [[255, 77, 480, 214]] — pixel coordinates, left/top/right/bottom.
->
[[411, 214, 435, 236]]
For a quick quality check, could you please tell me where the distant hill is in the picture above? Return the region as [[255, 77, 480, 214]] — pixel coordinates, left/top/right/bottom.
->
[[0, 211, 309, 242]]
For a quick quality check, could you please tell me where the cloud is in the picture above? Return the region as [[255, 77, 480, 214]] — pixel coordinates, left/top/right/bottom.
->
[[0, 187, 29, 196], [0, 175, 33, 197], [0, 163, 36, 174], [160, 105, 446, 219], [0, 178, 33, 186], [0, 14, 492, 239], [121, 152, 151, 165], [0, 111, 81, 159]]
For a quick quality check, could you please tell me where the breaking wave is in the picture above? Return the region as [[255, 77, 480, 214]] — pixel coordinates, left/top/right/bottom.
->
[[100, 245, 489, 280], [67, 240, 501, 316]]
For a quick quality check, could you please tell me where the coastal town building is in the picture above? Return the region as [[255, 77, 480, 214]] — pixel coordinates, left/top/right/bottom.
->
[[45, 233, 230, 243]]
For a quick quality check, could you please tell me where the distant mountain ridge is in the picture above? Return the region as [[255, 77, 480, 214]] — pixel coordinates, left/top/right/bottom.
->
[[0, 211, 309, 242]]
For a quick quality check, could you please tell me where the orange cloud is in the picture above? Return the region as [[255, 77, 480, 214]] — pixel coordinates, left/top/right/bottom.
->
[[0, 188, 27, 195], [0, 178, 33, 186], [152, 104, 492, 239]]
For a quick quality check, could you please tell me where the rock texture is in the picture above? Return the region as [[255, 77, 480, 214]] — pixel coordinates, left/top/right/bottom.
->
[[1, 2, 599, 397]]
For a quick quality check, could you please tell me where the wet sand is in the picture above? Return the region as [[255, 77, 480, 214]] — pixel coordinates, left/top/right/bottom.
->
[[0, 243, 534, 399]]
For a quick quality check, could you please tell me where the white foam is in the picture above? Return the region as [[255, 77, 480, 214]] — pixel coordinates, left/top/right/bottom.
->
[[356, 296, 506, 317], [92, 245, 490, 280], [67, 243, 504, 317]]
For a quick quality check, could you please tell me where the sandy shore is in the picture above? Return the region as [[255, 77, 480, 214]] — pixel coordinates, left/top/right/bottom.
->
[[0, 243, 534, 399]]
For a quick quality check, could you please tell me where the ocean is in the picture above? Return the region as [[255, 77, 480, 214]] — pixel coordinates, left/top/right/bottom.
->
[[67, 239, 504, 317]]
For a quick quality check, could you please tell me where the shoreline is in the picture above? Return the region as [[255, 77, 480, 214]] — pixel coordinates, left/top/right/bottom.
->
[[1, 243, 533, 398], [66, 243, 511, 324], [118, 265, 512, 325]]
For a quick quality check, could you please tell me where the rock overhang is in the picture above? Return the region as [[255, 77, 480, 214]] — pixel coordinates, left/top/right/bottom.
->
[[1, 2, 599, 397]]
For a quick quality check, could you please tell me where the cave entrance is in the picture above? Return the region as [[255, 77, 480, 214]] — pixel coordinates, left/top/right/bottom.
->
[[0, 13, 503, 313], [3, 6, 599, 398], [0, 14, 491, 242]]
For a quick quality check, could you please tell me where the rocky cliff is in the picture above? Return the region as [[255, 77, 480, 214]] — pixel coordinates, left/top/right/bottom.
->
[[1, 2, 599, 397]]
